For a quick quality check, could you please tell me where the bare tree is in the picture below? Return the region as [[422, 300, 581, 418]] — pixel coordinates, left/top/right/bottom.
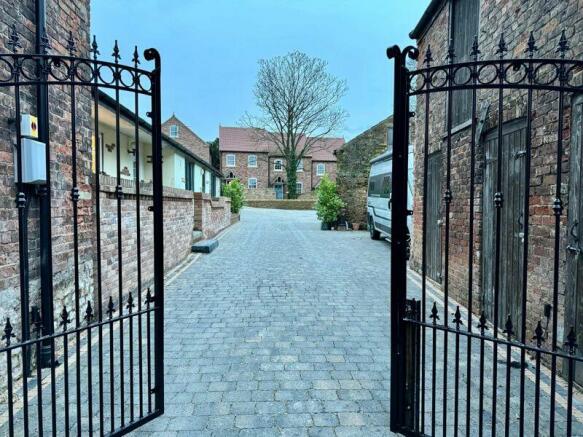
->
[[243, 51, 348, 199]]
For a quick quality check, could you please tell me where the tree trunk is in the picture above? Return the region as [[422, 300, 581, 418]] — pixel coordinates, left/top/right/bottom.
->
[[286, 156, 298, 199]]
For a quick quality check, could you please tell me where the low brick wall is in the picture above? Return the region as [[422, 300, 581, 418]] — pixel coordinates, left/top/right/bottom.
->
[[99, 175, 194, 305], [245, 200, 315, 210], [193, 192, 232, 239]]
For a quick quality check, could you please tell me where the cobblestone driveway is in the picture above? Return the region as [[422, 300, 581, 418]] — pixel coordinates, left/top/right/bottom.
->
[[134, 207, 396, 436]]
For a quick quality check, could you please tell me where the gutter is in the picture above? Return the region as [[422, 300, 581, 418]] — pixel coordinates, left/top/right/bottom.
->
[[409, 0, 446, 40]]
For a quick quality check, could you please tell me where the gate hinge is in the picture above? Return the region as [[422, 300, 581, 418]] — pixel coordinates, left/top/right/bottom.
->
[[148, 205, 154, 212]]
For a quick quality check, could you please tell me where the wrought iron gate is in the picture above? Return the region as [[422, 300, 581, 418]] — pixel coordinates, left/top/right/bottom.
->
[[0, 27, 164, 436], [389, 32, 583, 436]]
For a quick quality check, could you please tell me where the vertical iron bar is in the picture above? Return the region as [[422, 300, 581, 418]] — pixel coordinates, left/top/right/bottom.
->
[[567, 355, 574, 436], [128, 295, 134, 422], [504, 329, 512, 436], [69, 60, 82, 437], [534, 348, 541, 437], [63, 324, 70, 436], [454, 316, 460, 436], [108, 301, 115, 433], [432, 309, 437, 437], [86, 312, 93, 436], [550, 54, 566, 437], [145, 48, 165, 414], [421, 46, 432, 436], [146, 291, 152, 414], [13, 51, 30, 437], [5, 323, 15, 437], [443, 42, 455, 437], [492, 38, 507, 437], [133, 47, 144, 420], [386, 44, 411, 433], [466, 36, 479, 437], [478, 327, 485, 437], [91, 45, 105, 437], [113, 44, 125, 426], [35, 318, 44, 436], [519, 48, 534, 437]]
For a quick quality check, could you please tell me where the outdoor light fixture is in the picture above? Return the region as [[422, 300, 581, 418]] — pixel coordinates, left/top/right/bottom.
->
[[13, 113, 47, 185]]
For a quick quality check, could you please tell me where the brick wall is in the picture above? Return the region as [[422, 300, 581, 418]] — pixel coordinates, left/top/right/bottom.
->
[[0, 0, 92, 396], [411, 0, 582, 351], [99, 175, 194, 304], [193, 192, 232, 239], [337, 117, 392, 225], [162, 115, 211, 163]]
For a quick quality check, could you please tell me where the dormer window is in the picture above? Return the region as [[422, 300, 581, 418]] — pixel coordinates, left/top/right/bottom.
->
[[169, 124, 179, 138]]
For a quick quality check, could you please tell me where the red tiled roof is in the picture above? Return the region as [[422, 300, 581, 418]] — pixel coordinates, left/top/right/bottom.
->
[[219, 126, 344, 162]]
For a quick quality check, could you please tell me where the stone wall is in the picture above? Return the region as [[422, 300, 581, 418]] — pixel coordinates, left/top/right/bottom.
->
[[336, 117, 392, 225], [193, 192, 232, 239], [99, 175, 194, 305], [410, 0, 583, 350]]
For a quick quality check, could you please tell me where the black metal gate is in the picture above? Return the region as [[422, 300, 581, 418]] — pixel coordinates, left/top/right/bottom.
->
[[389, 32, 583, 436], [0, 26, 164, 436]]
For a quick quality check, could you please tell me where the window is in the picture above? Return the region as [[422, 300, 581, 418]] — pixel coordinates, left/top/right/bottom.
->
[[451, 0, 479, 126], [296, 160, 304, 172], [169, 124, 179, 138], [274, 159, 283, 171], [316, 163, 325, 176], [226, 154, 236, 167], [296, 182, 303, 194], [248, 155, 257, 167], [248, 178, 257, 189]]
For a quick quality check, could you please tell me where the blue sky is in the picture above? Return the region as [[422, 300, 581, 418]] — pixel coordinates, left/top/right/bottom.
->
[[91, 0, 429, 141]]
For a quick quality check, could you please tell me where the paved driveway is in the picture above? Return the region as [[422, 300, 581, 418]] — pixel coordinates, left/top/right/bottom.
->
[[134, 207, 395, 436]]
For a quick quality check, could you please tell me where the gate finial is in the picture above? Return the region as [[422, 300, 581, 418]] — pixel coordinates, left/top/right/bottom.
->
[[452, 306, 463, 329], [84, 302, 94, 324], [446, 38, 456, 63], [8, 24, 21, 53], [126, 292, 135, 313], [526, 32, 538, 58], [565, 327, 578, 355], [60, 306, 71, 331], [91, 35, 100, 60], [66, 31, 76, 56], [533, 320, 545, 347], [112, 40, 121, 63], [40, 29, 51, 55], [106, 296, 116, 319], [2, 319, 15, 346], [557, 30, 569, 58], [133, 46, 140, 66], [470, 35, 480, 60], [424, 45, 433, 67], [477, 312, 488, 334], [430, 302, 439, 324], [503, 315, 514, 339], [496, 33, 508, 58]]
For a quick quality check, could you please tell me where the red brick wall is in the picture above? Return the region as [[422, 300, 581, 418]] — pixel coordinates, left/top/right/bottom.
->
[[193, 192, 232, 239], [411, 0, 582, 349]]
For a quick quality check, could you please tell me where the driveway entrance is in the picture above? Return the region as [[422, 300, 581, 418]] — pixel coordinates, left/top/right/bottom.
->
[[135, 208, 396, 436]]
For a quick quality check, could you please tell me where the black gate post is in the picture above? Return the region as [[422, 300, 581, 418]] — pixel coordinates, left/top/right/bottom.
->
[[387, 44, 418, 433], [145, 48, 165, 415]]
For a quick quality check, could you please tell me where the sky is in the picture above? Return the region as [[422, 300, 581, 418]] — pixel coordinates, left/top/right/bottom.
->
[[91, 0, 430, 142]]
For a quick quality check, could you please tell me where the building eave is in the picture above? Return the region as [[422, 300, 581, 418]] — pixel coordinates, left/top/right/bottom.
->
[[409, 0, 447, 40], [97, 90, 222, 178]]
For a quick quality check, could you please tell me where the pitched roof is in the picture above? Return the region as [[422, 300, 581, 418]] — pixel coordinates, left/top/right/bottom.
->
[[409, 0, 446, 39], [219, 126, 344, 162]]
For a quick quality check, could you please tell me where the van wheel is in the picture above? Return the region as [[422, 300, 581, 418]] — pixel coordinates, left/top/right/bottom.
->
[[369, 216, 380, 240]]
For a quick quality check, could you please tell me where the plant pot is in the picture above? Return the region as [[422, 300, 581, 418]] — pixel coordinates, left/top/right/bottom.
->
[[352, 223, 360, 231], [321, 222, 331, 230]]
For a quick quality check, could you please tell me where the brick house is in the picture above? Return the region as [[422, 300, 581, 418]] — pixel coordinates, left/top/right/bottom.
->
[[408, 0, 582, 366], [219, 126, 344, 199], [162, 114, 211, 164]]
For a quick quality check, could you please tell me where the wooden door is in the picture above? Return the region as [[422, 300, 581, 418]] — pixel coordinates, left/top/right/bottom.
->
[[426, 152, 442, 283], [482, 119, 527, 331], [565, 95, 583, 384]]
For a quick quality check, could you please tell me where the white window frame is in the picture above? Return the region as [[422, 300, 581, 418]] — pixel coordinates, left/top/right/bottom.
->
[[274, 159, 283, 172], [248, 177, 257, 189], [316, 163, 325, 176], [248, 154, 257, 167], [296, 159, 304, 172], [226, 154, 236, 167], [296, 181, 303, 194], [169, 124, 179, 138]]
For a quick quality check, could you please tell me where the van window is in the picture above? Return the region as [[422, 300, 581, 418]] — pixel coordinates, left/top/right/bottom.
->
[[381, 175, 392, 199], [369, 172, 391, 198]]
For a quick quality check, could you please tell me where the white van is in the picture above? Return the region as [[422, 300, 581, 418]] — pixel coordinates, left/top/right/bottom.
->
[[367, 145, 414, 241]]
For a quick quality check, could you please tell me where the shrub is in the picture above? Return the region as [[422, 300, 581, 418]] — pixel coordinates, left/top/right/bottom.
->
[[315, 175, 345, 225], [222, 179, 245, 213]]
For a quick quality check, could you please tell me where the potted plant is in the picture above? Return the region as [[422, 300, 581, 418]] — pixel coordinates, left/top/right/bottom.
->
[[315, 175, 345, 230]]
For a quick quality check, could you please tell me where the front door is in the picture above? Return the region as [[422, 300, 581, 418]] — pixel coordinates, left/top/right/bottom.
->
[[275, 183, 284, 199], [482, 119, 527, 331], [426, 152, 442, 283], [565, 95, 583, 384]]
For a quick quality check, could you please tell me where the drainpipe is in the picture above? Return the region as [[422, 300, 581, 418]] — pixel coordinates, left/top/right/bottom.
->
[[36, 0, 55, 368]]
